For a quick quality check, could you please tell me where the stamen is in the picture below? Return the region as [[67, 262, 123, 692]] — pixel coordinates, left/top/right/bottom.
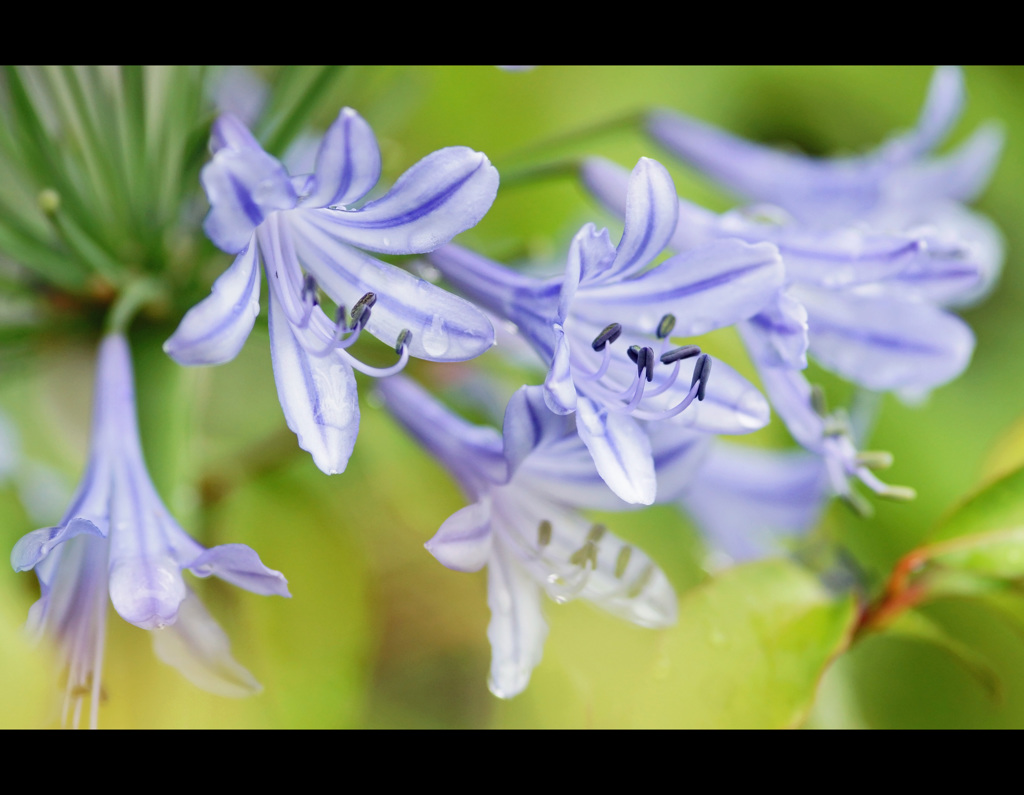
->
[[660, 345, 701, 364], [855, 450, 894, 470], [395, 329, 412, 355], [300, 274, 319, 307], [577, 341, 613, 382], [638, 346, 655, 382], [644, 358, 681, 398], [656, 314, 676, 339], [615, 545, 632, 579], [537, 519, 552, 547], [626, 562, 656, 599], [592, 323, 622, 351], [350, 292, 377, 329], [691, 353, 711, 401], [840, 491, 874, 518], [823, 410, 853, 438], [570, 523, 606, 569], [811, 384, 829, 418], [878, 485, 917, 502]]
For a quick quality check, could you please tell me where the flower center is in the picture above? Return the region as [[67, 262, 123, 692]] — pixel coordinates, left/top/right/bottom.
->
[[574, 314, 711, 421]]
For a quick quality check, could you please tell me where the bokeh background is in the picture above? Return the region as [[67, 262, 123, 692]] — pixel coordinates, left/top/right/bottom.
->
[[1, 65, 1023, 728]]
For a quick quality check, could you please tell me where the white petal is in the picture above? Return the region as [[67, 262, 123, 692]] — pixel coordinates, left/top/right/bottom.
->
[[151, 589, 262, 697], [268, 285, 360, 475], [486, 542, 548, 699], [163, 244, 261, 366], [425, 500, 493, 573], [575, 398, 656, 505]]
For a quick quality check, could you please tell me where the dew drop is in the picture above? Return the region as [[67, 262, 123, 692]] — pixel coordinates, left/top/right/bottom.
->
[[420, 313, 451, 357]]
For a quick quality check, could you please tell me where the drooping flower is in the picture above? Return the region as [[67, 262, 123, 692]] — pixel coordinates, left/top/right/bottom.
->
[[164, 108, 499, 475], [429, 157, 783, 504], [378, 375, 696, 698], [11, 334, 290, 728]]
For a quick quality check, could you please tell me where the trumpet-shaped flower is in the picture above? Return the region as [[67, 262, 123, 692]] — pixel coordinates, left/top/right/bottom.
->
[[643, 65, 1003, 379], [581, 155, 980, 397], [646, 67, 1003, 297], [429, 158, 783, 504], [579, 71, 999, 538], [11, 334, 290, 728], [164, 108, 499, 474], [378, 375, 698, 698]]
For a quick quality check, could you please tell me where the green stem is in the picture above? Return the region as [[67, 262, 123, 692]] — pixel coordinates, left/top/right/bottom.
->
[[260, 65, 346, 156], [496, 109, 645, 170], [496, 158, 583, 191], [105, 275, 166, 334]]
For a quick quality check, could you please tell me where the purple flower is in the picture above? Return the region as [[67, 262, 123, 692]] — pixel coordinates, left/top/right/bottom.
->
[[678, 440, 829, 564], [581, 69, 1002, 517], [11, 334, 289, 727], [164, 108, 499, 474], [640, 66, 1004, 389], [429, 158, 783, 504], [378, 375, 696, 698]]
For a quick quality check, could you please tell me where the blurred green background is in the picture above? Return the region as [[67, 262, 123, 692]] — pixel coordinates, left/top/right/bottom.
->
[[2, 66, 1023, 728]]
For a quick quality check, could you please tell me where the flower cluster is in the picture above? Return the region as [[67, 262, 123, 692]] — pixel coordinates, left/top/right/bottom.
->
[[0, 66, 1007, 727], [580, 66, 1002, 549]]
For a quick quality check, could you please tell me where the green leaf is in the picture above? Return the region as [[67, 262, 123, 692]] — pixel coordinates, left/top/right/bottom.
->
[[932, 466, 1024, 544], [631, 560, 856, 728], [881, 608, 1002, 700], [928, 528, 1024, 580]]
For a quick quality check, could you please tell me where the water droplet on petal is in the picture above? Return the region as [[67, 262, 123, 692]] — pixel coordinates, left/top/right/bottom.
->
[[420, 313, 451, 357]]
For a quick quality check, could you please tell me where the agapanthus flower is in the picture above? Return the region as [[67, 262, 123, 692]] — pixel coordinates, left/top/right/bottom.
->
[[378, 375, 695, 698], [641, 65, 1003, 387], [645, 66, 1003, 299], [429, 158, 783, 504], [580, 68, 1000, 512], [164, 108, 499, 474], [11, 334, 289, 728]]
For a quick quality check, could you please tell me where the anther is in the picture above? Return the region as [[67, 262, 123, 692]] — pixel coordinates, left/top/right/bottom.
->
[[627, 345, 641, 364], [823, 409, 853, 438], [615, 546, 632, 579], [626, 563, 655, 598], [660, 345, 701, 364], [637, 347, 655, 382], [301, 274, 319, 306], [395, 329, 412, 355], [878, 485, 917, 502], [350, 292, 377, 329], [592, 323, 622, 351], [811, 385, 829, 418], [691, 354, 711, 401], [656, 314, 676, 339], [855, 450, 894, 470], [537, 519, 552, 547], [587, 523, 607, 543]]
